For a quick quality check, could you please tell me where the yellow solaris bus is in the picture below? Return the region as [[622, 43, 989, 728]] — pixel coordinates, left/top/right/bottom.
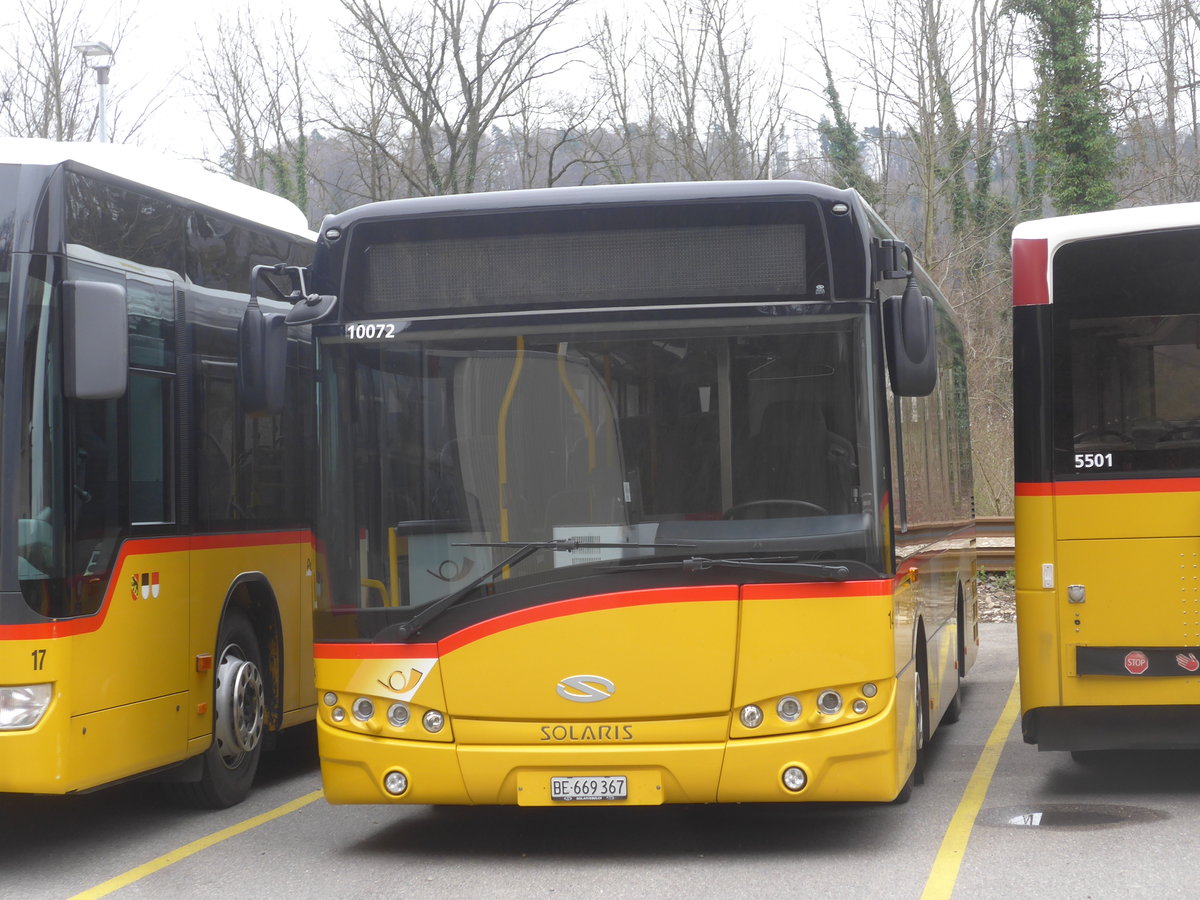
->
[[1014, 204, 1200, 753], [266, 182, 976, 805], [0, 140, 316, 807]]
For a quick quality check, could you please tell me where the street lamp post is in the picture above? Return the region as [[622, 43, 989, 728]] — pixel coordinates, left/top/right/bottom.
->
[[73, 41, 114, 143]]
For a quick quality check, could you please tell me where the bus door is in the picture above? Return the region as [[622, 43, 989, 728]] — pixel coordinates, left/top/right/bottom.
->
[[1055, 310, 1200, 704], [68, 270, 188, 746]]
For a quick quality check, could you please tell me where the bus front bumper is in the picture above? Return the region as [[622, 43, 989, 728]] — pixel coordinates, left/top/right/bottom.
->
[[317, 702, 906, 805]]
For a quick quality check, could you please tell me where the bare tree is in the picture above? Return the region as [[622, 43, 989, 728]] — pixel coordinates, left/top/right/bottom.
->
[[0, 0, 144, 141], [191, 6, 313, 216], [332, 0, 584, 196], [650, 0, 786, 181], [585, 11, 668, 183]]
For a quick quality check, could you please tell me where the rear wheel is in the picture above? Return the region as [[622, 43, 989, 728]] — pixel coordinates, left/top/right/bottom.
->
[[170, 610, 266, 808], [913, 665, 927, 786], [942, 606, 965, 725]]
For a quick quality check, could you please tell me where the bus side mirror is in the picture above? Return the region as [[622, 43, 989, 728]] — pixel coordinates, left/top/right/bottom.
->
[[286, 292, 337, 325], [884, 277, 937, 397], [238, 303, 287, 415], [63, 280, 127, 400]]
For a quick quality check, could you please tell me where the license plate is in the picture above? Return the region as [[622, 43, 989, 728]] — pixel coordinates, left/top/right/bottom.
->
[[550, 775, 628, 801]]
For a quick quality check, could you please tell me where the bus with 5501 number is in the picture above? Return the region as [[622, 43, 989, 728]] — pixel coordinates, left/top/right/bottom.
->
[[249, 180, 977, 805], [0, 140, 316, 807], [1014, 203, 1200, 754]]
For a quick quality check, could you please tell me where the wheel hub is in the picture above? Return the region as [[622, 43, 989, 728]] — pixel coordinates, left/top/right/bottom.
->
[[213, 643, 264, 768]]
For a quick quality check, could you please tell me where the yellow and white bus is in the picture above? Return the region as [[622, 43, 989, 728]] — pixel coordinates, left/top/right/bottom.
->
[[1014, 204, 1200, 753], [265, 181, 976, 805], [0, 140, 316, 807]]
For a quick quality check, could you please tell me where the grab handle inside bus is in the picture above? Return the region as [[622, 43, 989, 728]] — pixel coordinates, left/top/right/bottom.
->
[[63, 280, 127, 400]]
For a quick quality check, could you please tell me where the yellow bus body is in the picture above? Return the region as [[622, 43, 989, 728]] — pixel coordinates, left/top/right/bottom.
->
[[0, 533, 315, 794], [315, 572, 966, 806], [1019, 482, 1200, 722]]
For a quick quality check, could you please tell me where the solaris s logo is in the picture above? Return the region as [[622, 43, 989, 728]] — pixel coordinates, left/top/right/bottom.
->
[[556, 674, 615, 703]]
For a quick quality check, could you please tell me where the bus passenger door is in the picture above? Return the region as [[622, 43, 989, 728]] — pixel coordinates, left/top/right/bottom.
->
[[70, 273, 188, 759]]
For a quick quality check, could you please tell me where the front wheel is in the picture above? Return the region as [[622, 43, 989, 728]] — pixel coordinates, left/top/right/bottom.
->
[[171, 609, 266, 808], [893, 665, 928, 803]]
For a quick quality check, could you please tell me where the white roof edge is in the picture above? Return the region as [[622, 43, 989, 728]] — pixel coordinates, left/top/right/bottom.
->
[[1012, 202, 1200, 249], [0, 138, 313, 239]]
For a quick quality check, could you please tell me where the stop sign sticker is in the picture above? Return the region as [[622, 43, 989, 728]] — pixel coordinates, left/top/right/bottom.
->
[[1125, 651, 1150, 675]]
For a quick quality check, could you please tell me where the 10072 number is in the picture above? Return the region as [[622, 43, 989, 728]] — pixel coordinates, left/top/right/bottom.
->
[[1074, 452, 1114, 470], [345, 323, 396, 340]]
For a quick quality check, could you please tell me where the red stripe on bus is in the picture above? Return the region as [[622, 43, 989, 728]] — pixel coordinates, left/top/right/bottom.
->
[[326, 582, 897, 660], [1017, 479, 1200, 496], [0, 530, 314, 641], [438, 585, 735, 655], [1012, 237, 1050, 306]]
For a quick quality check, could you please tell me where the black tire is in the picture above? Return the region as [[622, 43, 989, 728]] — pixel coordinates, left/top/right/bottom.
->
[[893, 663, 927, 803], [169, 609, 266, 808], [942, 678, 963, 725], [913, 660, 928, 786]]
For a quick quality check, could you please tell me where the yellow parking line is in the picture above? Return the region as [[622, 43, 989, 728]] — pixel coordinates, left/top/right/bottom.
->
[[70, 789, 324, 899], [921, 675, 1021, 900]]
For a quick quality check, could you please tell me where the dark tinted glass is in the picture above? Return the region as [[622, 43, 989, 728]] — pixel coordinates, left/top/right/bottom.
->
[[347, 201, 827, 316], [66, 172, 184, 273], [1053, 228, 1200, 476]]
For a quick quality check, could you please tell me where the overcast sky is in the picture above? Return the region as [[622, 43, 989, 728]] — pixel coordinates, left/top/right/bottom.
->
[[13, 0, 823, 166]]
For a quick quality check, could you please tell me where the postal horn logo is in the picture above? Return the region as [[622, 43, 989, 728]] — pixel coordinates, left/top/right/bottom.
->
[[556, 674, 615, 703]]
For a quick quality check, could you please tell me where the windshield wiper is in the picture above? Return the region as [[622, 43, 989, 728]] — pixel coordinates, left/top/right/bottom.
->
[[604, 554, 850, 581], [382, 539, 694, 642]]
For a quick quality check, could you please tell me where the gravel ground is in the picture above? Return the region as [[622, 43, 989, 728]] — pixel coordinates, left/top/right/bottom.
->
[[978, 572, 1016, 623]]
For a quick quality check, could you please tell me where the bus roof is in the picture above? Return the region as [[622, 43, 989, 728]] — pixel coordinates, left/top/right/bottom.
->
[[1012, 202, 1200, 247], [0, 138, 312, 239], [320, 179, 858, 229]]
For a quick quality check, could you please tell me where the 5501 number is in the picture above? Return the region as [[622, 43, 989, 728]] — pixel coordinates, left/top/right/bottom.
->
[[1074, 452, 1114, 470]]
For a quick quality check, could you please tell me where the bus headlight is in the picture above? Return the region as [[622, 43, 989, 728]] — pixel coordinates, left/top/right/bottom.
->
[[740, 705, 764, 728], [782, 766, 808, 792], [816, 690, 843, 715], [776, 696, 802, 722], [387, 702, 411, 728], [422, 709, 445, 733], [0, 684, 52, 730], [383, 770, 409, 796], [352, 697, 376, 722]]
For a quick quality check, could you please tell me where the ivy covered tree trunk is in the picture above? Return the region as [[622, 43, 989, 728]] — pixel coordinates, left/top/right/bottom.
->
[[1014, 0, 1118, 214]]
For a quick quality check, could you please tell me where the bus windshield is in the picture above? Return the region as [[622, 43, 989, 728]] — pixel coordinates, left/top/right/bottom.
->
[[315, 308, 886, 641]]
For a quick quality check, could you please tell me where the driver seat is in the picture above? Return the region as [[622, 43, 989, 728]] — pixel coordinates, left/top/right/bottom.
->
[[751, 398, 853, 513]]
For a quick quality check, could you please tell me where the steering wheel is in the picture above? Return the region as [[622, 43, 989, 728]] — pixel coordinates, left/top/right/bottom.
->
[[723, 499, 829, 519]]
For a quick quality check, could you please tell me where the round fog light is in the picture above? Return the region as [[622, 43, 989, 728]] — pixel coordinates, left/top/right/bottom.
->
[[423, 709, 445, 733], [852, 699, 868, 714], [331, 707, 346, 722], [782, 766, 808, 792], [323, 691, 338, 706], [383, 770, 409, 796], [740, 704, 764, 728], [352, 697, 376, 721], [816, 690, 843, 715], [387, 702, 411, 727], [862, 682, 878, 698], [776, 696, 802, 722]]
